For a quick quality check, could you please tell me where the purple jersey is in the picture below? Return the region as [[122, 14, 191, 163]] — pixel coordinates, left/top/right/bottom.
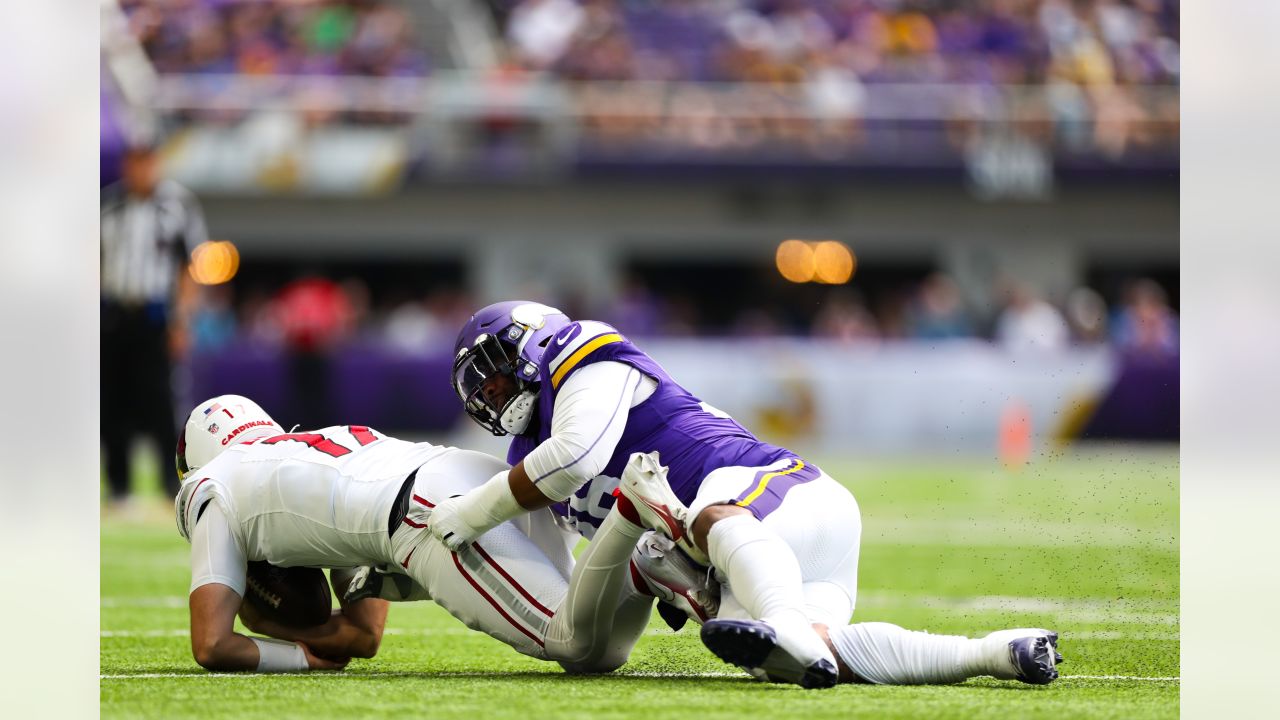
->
[[507, 321, 797, 538]]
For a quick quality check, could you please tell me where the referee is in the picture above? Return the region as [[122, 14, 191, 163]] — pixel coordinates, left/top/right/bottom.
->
[[101, 141, 206, 505]]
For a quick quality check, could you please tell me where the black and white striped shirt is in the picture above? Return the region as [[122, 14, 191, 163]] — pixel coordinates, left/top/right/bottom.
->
[[101, 179, 207, 304]]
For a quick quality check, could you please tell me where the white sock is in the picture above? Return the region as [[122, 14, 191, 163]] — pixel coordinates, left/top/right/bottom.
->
[[706, 513, 833, 665], [827, 622, 990, 685]]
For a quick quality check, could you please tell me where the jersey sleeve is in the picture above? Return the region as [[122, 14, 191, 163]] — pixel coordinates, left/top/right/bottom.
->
[[521, 362, 643, 498], [189, 501, 248, 596]]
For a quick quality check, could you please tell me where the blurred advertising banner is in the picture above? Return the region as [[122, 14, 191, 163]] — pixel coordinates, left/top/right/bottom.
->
[[188, 340, 1175, 454], [642, 340, 1128, 454]]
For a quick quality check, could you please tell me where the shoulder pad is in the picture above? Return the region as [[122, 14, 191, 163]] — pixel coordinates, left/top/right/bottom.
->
[[541, 321, 626, 390]]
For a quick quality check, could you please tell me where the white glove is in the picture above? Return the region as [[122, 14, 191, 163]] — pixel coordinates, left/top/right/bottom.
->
[[428, 470, 524, 551]]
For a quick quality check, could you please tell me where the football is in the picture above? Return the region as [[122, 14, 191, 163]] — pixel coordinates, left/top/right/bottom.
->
[[243, 561, 333, 628]]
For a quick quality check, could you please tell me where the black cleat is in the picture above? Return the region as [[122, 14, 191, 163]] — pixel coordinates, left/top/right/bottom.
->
[[701, 619, 838, 690]]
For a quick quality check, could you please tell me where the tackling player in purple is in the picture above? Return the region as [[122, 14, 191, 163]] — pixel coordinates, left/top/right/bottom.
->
[[431, 301, 1062, 689]]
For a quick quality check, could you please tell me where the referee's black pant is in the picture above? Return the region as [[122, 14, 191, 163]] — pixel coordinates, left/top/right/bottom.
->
[[101, 301, 180, 500]]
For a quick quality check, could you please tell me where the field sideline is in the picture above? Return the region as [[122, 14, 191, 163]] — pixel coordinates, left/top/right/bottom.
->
[[102, 446, 1178, 719]]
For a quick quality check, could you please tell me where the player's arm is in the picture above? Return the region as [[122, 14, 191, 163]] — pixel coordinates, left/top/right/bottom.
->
[[430, 362, 643, 549], [514, 361, 644, 503], [238, 570, 389, 660], [187, 502, 345, 672]]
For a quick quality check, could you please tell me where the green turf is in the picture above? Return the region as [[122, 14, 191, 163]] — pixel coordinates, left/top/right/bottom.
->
[[102, 446, 1178, 719]]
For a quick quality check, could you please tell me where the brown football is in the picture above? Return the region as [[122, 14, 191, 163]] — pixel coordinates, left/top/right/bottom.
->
[[244, 561, 333, 628]]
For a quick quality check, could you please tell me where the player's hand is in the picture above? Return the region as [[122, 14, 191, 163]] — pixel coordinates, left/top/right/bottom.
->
[[299, 641, 349, 671], [341, 566, 383, 604], [427, 494, 485, 551]]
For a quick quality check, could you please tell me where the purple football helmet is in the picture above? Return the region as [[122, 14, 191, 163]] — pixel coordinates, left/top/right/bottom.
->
[[452, 301, 571, 435]]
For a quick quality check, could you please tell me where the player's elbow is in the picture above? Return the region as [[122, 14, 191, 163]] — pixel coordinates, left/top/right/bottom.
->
[[191, 637, 232, 671], [351, 627, 382, 659], [541, 460, 602, 503]]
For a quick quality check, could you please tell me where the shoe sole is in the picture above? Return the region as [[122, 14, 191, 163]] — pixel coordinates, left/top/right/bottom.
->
[[620, 480, 690, 541], [1010, 631, 1062, 685], [701, 619, 838, 690], [620, 473, 710, 564]]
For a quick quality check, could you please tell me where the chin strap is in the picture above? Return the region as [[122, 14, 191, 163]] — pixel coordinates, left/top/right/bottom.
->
[[499, 391, 537, 435]]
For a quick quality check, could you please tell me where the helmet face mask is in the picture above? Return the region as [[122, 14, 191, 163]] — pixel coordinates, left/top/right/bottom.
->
[[453, 333, 528, 436], [452, 301, 571, 437]]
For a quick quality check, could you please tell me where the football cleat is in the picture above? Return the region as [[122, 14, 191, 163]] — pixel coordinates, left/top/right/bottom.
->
[[618, 452, 710, 564], [700, 618, 839, 690], [629, 531, 720, 628], [981, 628, 1062, 684]]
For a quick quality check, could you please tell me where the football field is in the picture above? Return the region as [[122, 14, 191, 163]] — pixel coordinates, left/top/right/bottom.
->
[[101, 445, 1178, 719]]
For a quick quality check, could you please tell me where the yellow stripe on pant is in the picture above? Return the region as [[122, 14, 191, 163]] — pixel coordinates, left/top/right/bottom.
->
[[735, 459, 805, 508]]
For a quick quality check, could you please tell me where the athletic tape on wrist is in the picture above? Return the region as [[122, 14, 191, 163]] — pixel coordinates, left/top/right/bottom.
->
[[252, 637, 309, 673]]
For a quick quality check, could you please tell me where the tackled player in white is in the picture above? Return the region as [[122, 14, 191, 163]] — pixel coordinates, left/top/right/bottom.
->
[[174, 394, 672, 673]]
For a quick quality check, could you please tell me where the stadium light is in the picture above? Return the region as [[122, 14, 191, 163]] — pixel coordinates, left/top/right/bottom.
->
[[777, 239, 855, 284], [814, 241, 856, 284], [776, 239, 816, 283], [189, 240, 240, 285]]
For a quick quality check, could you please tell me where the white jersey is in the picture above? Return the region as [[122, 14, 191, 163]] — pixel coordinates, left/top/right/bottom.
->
[[178, 424, 591, 661], [178, 425, 456, 570]]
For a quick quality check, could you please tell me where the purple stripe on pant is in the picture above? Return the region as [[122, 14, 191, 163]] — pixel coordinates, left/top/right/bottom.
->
[[732, 457, 823, 520]]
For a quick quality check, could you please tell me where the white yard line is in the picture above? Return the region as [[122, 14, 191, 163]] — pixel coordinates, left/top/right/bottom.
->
[[99, 672, 1179, 682], [102, 628, 678, 638], [101, 597, 186, 608], [1064, 630, 1180, 640], [103, 627, 1179, 640], [1064, 675, 1180, 682], [103, 593, 1181, 626], [856, 592, 1179, 625], [864, 519, 1177, 549]]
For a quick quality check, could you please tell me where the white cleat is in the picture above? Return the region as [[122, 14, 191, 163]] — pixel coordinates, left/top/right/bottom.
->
[[618, 452, 710, 564], [981, 628, 1063, 684], [630, 531, 720, 628]]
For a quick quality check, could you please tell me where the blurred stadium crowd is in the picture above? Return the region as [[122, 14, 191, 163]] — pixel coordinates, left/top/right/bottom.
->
[[116, 0, 1178, 161], [500, 0, 1179, 86], [121, 0, 427, 78], [186, 272, 1177, 357], [123, 0, 1179, 87]]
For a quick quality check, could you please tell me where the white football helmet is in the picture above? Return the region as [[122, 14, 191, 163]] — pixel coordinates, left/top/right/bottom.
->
[[176, 394, 280, 480]]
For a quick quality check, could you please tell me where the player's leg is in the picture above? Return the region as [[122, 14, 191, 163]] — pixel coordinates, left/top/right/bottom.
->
[[432, 450, 656, 671], [391, 454, 570, 660], [697, 465, 856, 687], [622, 455, 838, 688], [542, 495, 650, 673], [390, 452, 653, 668], [820, 623, 1062, 685], [139, 323, 180, 498], [392, 507, 568, 660], [756, 470, 861, 628], [695, 467, 1062, 686], [755, 472, 1061, 686], [101, 306, 133, 501], [688, 467, 862, 627], [390, 505, 653, 668]]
